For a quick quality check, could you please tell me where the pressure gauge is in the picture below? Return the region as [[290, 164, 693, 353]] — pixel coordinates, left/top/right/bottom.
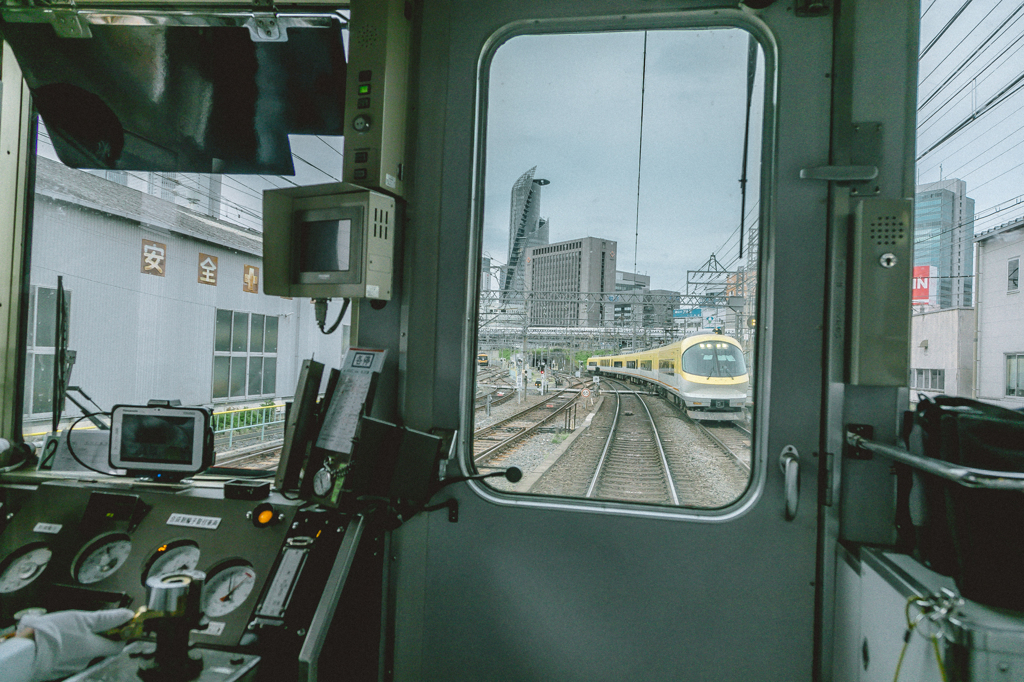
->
[[312, 468, 334, 497], [203, 560, 257, 617], [72, 532, 133, 584], [0, 544, 52, 593], [143, 540, 201, 585]]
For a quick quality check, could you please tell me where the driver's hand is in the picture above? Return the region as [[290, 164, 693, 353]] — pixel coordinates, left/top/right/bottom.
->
[[18, 609, 134, 682]]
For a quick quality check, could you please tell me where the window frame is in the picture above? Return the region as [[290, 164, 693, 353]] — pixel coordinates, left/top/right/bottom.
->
[[1009, 257, 1019, 294], [465, 14, 777, 520], [1007, 354, 1024, 397], [212, 308, 279, 402], [23, 285, 71, 418]]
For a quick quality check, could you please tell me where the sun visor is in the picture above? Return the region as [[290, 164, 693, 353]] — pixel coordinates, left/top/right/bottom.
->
[[0, 11, 347, 174]]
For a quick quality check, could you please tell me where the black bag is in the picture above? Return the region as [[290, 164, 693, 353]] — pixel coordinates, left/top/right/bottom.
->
[[908, 395, 1024, 610]]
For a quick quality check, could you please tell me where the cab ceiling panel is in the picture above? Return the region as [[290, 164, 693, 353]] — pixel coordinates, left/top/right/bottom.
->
[[0, 13, 347, 174]]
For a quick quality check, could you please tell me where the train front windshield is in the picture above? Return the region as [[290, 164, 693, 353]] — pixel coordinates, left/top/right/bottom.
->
[[682, 343, 747, 378]]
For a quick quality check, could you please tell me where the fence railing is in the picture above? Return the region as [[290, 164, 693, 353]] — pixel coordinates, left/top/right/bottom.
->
[[212, 403, 286, 450]]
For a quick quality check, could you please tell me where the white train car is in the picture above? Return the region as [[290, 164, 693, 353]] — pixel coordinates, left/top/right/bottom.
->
[[589, 334, 748, 421]]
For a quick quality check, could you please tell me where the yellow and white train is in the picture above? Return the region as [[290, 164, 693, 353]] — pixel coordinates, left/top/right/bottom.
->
[[586, 333, 749, 422]]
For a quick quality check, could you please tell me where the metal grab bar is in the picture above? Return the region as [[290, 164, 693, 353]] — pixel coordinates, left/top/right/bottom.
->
[[846, 431, 1024, 492]]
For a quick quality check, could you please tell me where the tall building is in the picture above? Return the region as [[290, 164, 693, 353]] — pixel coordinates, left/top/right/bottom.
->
[[614, 271, 650, 325], [646, 289, 681, 328], [915, 179, 975, 309], [524, 237, 617, 326], [501, 167, 550, 304]]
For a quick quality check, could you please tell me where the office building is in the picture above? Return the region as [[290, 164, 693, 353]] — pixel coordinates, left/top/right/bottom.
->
[[915, 179, 975, 309], [524, 237, 617, 326]]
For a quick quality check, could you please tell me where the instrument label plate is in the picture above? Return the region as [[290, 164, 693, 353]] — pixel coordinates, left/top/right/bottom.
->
[[166, 513, 221, 530], [33, 522, 62, 534]]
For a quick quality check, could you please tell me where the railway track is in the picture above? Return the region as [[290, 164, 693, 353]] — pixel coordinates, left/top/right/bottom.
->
[[586, 379, 679, 504], [473, 380, 589, 464], [215, 440, 283, 469], [690, 421, 752, 472]]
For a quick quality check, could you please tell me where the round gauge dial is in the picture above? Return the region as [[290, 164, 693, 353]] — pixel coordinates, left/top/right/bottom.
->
[[143, 540, 201, 585], [72, 533, 133, 585], [0, 544, 52, 593], [312, 468, 334, 497], [203, 561, 257, 617]]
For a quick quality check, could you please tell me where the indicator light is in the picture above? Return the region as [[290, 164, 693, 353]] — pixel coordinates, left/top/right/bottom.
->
[[358, 84, 371, 95], [250, 502, 279, 528]]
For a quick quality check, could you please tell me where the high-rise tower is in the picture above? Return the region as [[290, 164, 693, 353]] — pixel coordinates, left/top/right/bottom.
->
[[915, 178, 975, 309], [502, 167, 550, 304]]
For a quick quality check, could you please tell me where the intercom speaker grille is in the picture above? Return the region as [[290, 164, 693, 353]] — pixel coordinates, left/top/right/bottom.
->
[[354, 25, 382, 50], [867, 215, 906, 246]]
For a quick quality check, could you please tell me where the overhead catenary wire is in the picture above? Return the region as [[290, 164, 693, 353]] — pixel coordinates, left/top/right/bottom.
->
[[920, 0, 975, 59], [918, 2, 1024, 111], [917, 24, 1024, 134]]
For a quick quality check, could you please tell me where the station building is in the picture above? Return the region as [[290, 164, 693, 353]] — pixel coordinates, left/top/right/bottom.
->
[[974, 216, 1024, 407], [23, 156, 347, 434], [908, 307, 975, 401]]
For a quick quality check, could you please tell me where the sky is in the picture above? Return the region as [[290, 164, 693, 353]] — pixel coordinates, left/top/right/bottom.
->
[[481, 28, 764, 295], [916, 0, 1024, 235]]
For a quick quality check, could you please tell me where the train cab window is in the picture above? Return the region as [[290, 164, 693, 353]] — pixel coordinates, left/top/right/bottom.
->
[[474, 25, 763, 509], [681, 342, 747, 378]]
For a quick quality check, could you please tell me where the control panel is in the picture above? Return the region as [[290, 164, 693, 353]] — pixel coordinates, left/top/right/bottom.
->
[[0, 481, 316, 648]]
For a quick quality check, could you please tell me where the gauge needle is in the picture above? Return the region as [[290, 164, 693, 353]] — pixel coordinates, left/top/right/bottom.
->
[[220, 576, 242, 602]]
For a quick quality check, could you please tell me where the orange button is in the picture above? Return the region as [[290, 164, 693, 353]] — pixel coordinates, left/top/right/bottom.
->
[[257, 510, 274, 525]]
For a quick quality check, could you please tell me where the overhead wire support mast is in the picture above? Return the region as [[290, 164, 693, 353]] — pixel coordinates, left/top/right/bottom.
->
[[738, 33, 758, 259]]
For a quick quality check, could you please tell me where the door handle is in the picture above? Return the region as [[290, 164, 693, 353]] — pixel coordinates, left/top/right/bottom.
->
[[779, 446, 800, 521]]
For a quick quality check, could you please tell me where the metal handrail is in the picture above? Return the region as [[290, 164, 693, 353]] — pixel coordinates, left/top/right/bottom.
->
[[846, 431, 1024, 492]]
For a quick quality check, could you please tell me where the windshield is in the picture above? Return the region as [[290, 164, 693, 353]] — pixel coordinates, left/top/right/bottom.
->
[[682, 342, 747, 377]]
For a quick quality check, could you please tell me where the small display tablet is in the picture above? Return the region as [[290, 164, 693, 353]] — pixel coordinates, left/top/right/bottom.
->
[[109, 405, 210, 476]]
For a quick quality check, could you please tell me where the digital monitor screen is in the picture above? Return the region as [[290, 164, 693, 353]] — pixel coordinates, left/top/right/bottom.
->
[[300, 219, 351, 273], [109, 405, 208, 474], [118, 414, 196, 463]]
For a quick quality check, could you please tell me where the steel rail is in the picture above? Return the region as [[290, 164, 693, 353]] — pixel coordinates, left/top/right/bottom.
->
[[215, 442, 282, 468], [585, 382, 620, 498], [630, 384, 680, 505], [846, 431, 1024, 492], [472, 378, 589, 464], [586, 379, 679, 504], [473, 380, 589, 439], [693, 421, 751, 473], [472, 393, 581, 464]]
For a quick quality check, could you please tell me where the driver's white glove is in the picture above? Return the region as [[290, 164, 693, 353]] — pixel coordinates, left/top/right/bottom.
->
[[19, 609, 135, 682]]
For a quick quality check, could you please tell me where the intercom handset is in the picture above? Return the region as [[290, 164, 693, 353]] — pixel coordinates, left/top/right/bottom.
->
[[301, 348, 387, 506]]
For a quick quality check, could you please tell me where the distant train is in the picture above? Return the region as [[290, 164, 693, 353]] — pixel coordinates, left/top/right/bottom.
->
[[477, 352, 489, 367], [586, 333, 749, 422]]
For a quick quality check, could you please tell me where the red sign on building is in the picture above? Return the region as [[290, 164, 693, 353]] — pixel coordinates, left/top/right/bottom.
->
[[912, 265, 933, 304]]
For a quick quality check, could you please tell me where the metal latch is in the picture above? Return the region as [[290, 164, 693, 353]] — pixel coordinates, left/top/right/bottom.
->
[[246, 12, 287, 42]]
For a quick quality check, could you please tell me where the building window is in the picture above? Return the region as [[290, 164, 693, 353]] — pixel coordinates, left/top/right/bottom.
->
[[24, 286, 71, 416], [1010, 258, 1019, 293], [212, 309, 278, 400], [1007, 354, 1024, 397], [910, 368, 945, 392]]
